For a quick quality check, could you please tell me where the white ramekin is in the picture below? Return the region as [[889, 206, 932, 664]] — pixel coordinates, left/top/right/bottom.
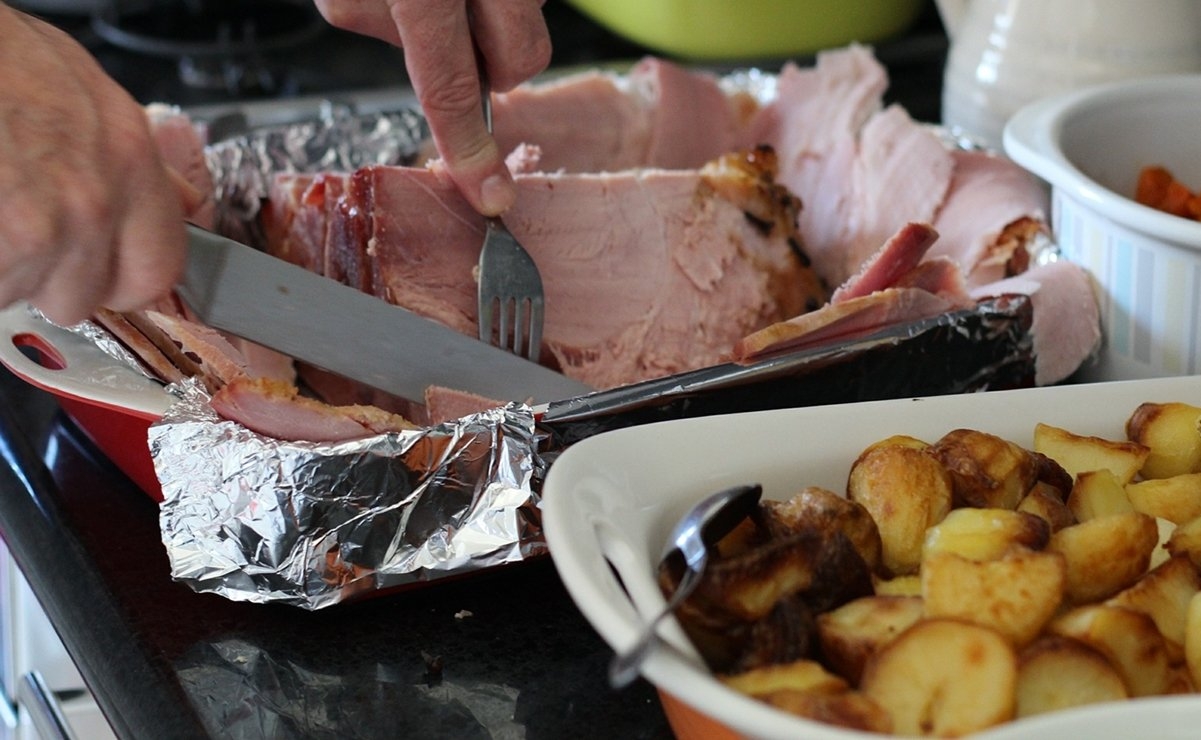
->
[[1004, 75, 1201, 381]]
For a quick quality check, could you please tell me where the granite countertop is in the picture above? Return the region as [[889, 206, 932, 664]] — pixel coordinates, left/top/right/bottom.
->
[[0, 3, 947, 737]]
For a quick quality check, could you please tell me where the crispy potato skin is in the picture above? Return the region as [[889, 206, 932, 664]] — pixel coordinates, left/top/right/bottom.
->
[[1126, 402, 1201, 479], [847, 442, 952, 576], [930, 429, 1039, 510]]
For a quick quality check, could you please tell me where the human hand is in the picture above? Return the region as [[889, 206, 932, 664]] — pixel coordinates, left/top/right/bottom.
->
[[0, 5, 188, 325], [313, 0, 552, 216]]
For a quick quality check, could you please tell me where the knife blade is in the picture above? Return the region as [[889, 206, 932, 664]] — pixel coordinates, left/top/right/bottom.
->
[[178, 225, 593, 404]]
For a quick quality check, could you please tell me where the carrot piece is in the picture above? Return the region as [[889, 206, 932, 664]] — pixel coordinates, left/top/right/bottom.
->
[[1137, 165, 1175, 208]]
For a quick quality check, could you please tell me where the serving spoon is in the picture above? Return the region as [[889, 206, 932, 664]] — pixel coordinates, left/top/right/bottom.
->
[[608, 482, 763, 688]]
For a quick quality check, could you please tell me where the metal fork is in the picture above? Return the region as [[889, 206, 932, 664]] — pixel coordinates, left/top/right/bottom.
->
[[476, 78, 545, 362]]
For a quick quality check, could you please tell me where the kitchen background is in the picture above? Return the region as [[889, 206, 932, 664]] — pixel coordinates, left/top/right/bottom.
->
[[0, 1, 947, 737]]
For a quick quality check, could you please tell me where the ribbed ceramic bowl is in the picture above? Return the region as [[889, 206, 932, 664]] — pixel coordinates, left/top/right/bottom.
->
[[563, 0, 926, 61], [1004, 75, 1201, 382]]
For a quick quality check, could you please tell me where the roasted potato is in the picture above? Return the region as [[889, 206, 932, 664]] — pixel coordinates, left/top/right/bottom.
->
[[929, 428, 1038, 509], [721, 658, 847, 697], [1125, 473, 1201, 525], [1184, 591, 1201, 689], [1018, 481, 1077, 532], [1126, 401, 1201, 479], [846, 440, 952, 576], [871, 574, 921, 597], [860, 618, 1017, 737], [1166, 515, 1201, 569], [815, 595, 924, 684], [1016, 635, 1128, 718], [1107, 555, 1201, 663], [1047, 512, 1159, 603], [1034, 422, 1149, 483], [921, 548, 1066, 648], [922, 507, 1050, 562], [763, 487, 883, 575], [1068, 468, 1135, 521], [1049, 604, 1174, 697]]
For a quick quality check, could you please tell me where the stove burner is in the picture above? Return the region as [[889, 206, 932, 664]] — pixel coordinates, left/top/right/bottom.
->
[[91, 0, 326, 95]]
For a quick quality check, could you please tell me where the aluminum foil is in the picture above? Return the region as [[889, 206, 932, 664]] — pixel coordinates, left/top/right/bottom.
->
[[152, 380, 543, 610]]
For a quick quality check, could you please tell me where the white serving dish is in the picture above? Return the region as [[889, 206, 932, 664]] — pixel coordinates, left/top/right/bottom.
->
[[1004, 75, 1201, 382], [542, 375, 1201, 739]]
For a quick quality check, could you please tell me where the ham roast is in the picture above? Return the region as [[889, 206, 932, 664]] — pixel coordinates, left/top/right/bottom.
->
[[118, 45, 1099, 442]]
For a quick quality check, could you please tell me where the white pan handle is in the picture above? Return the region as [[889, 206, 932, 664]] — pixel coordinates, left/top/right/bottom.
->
[[0, 303, 173, 419]]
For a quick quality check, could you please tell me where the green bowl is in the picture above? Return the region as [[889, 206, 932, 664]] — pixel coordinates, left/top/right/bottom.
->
[[563, 0, 927, 61]]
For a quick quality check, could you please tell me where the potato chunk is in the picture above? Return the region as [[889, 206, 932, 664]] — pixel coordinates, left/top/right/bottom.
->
[[1034, 422, 1149, 482], [816, 595, 924, 684], [721, 659, 847, 697], [1125, 473, 1201, 525], [922, 507, 1050, 563], [1017, 481, 1076, 532], [1107, 555, 1201, 662], [860, 618, 1016, 737], [1048, 604, 1173, 697], [1016, 636, 1128, 718], [921, 548, 1066, 647], [1047, 512, 1159, 603], [1068, 468, 1134, 521], [763, 487, 882, 575], [929, 428, 1038, 509], [1166, 515, 1201, 569], [1126, 402, 1201, 479], [846, 441, 952, 576]]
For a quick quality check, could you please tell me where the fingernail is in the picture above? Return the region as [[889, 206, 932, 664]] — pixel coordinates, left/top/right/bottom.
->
[[480, 174, 516, 216]]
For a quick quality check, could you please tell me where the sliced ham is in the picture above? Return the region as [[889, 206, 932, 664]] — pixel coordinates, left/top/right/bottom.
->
[[424, 386, 505, 426], [928, 150, 1049, 286], [627, 56, 756, 170], [270, 147, 825, 390], [143, 310, 249, 389], [734, 287, 959, 362], [92, 308, 188, 384], [145, 103, 216, 230], [748, 45, 888, 285], [971, 260, 1100, 385], [838, 105, 954, 283], [490, 57, 754, 174], [829, 222, 940, 304], [210, 376, 417, 442], [491, 70, 652, 173]]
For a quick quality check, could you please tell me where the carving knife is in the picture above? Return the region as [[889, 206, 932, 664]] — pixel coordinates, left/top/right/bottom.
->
[[178, 225, 593, 404]]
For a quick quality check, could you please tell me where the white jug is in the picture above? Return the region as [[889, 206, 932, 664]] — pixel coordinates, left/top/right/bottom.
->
[[938, 0, 1201, 150]]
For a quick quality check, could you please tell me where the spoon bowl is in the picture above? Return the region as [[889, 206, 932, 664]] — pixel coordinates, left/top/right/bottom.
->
[[608, 482, 763, 688]]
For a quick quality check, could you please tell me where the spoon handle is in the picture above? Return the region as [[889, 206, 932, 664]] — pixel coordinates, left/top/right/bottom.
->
[[608, 560, 704, 688]]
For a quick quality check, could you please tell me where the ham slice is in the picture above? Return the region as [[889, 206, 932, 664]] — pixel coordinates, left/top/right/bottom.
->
[[829, 222, 940, 304], [270, 147, 826, 390], [145, 103, 216, 230], [92, 308, 188, 384], [490, 57, 754, 174], [749, 46, 888, 286], [491, 70, 652, 173], [929, 150, 1050, 286], [734, 287, 959, 361], [971, 260, 1100, 385], [210, 377, 416, 442]]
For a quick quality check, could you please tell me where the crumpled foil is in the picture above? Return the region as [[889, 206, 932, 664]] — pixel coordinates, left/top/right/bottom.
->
[[144, 75, 1047, 610], [152, 380, 543, 610]]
